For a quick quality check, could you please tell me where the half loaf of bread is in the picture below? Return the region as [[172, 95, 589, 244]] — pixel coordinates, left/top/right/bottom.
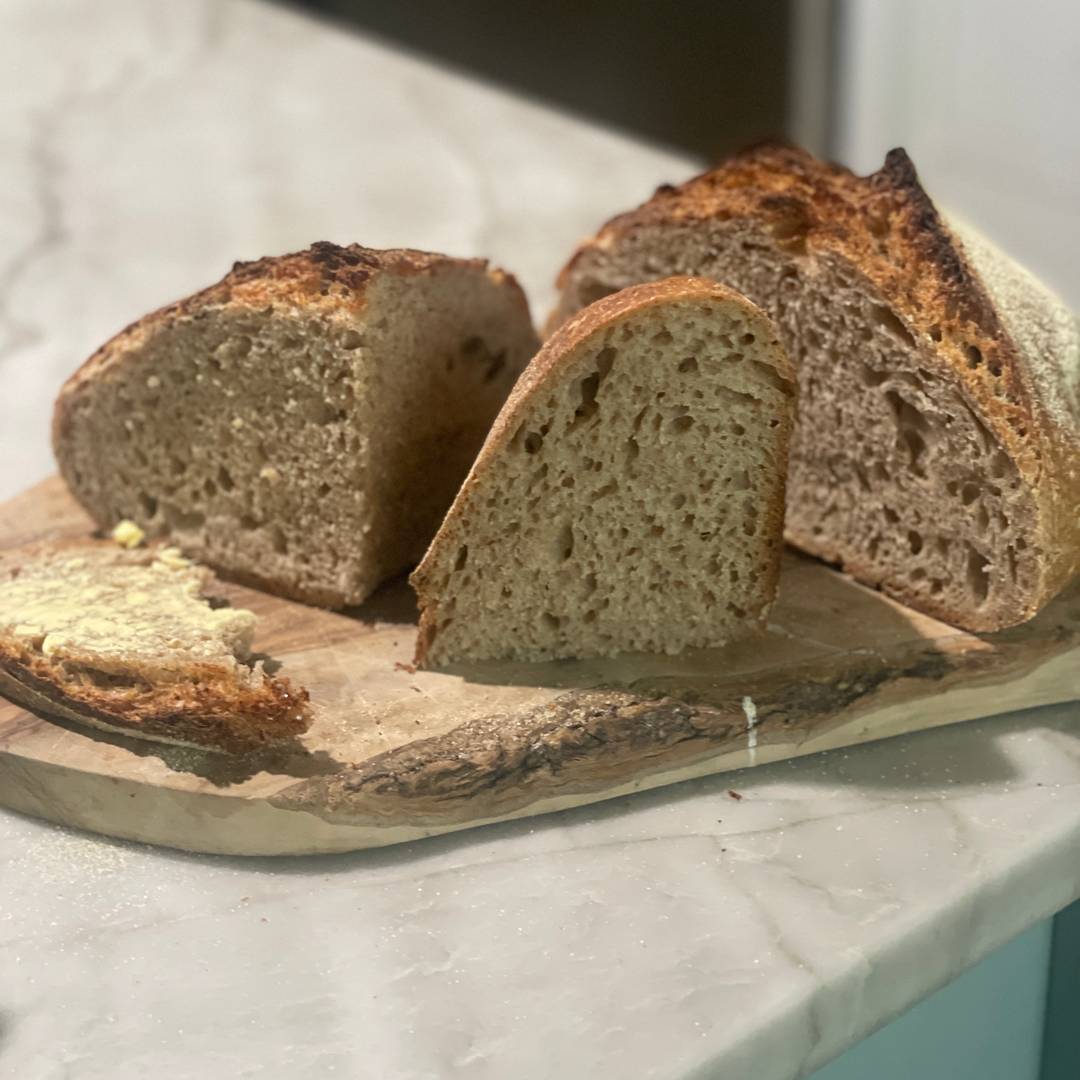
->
[[0, 540, 309, 753], [411, 277, 795, 665], [54, 243, 539, 607], [552, 145, 1080, 631]]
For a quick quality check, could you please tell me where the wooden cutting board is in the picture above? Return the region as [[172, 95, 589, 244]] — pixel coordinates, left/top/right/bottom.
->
[[1, 477, 1077, 855]]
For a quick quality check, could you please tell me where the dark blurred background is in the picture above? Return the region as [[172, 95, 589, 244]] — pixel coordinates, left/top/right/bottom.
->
[[286, 0, 1077, 310], [291, 0, 836, 162]]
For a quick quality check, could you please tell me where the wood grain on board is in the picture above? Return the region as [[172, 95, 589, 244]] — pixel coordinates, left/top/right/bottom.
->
[[1, 477, 1077, 855]]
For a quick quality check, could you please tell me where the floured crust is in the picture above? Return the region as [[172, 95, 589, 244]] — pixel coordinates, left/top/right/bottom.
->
[[0, 539, 310, 754], [552, 145, 1080, 628], [411, 277, 794, 665]]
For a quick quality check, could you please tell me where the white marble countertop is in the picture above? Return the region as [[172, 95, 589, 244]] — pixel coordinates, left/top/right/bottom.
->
[[1, 3, 1078, 1079]]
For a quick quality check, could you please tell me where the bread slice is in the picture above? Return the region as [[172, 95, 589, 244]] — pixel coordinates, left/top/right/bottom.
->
[[410, 277, 795, 666], [54, 243, 539, 608], [551, 146, 1080, 632], [0, 540, 310, 753]]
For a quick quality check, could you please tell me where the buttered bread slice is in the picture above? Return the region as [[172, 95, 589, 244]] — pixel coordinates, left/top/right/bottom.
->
[[0, 540, 309, 753]]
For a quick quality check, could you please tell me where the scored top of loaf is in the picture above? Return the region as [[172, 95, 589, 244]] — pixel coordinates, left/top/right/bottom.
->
[[556, 145, 1078, 466], [554, 145, 1080, 606]]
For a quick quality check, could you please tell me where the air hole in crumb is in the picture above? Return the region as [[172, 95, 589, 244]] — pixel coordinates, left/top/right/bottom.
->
[[138, 492, 158, 518], [671, 415, 695, 434], [1006, 546, 1019, 583], [929, 325, 943, 342], [961, 483, 980, 506], [569, 371, 601, 430], [859, 363, 888, 387], [726, 602, 746, 618], [239, 514, 259, 531], [595, 480, 618, 499], [650, 524, 664, 538], [217, 465, 234, 493], [454, 545, 468, 571], [203, 477, 217, 498], [883, 506, 900, 524], [524, 432, 544, 453], [652, 329, 674, 346], [595, 346, 616, 379], [672, 493, 686, 509], [340, 329, 363, 350], [584, 573, 598, 595], [965, 345, 982, 369], [556, 523, 574, 561], [990, 451, 1010, 479], [270, 526, 288, 554], [731, 420, 746, 436], [731, 470, 750, 491], [872, 305, 916, 348], [678, 356, 699, 374], [976, 505, 990, 534], [317, 482, 331, 498], [583, 609, 597, 624], [541, 612, 561, 631], [966, 545, 990, 604], [930, 578, 944, 595], [907, 530, 923, 555], [886, 390, 929, 476]]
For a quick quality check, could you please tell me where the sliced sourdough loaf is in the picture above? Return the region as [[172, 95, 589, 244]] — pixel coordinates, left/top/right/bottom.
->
[[0, 539, 309, 753], [411, 277, 795, 666], [551, 145, 1080, 632], [54, 243, 539, 608]]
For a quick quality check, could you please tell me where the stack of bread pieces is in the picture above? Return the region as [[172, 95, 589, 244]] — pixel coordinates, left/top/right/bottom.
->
[[1, 145, 1076, 753]]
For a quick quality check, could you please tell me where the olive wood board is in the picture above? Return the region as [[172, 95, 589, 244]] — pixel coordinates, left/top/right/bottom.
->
[[1, 477, 1077, 855]]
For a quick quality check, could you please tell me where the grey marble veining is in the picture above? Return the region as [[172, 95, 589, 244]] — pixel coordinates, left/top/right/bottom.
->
[[1, 3, 1079, 1079], [3, 705, 1080, 1079], [0, 0, 690, 502]]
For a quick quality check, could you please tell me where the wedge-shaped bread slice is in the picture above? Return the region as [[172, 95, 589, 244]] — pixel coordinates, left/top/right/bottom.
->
[[54, 243, 539, 608], [0, 540, 309, 753], [411, 277, 795, 665], [551, 145, 1080, 632]]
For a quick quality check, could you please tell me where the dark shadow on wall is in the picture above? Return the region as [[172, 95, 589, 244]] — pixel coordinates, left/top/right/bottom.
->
[[284, 0, 793, 161]]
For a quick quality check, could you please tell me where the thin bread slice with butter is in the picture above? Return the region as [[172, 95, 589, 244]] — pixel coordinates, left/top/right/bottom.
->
[[0, 539, 310, 753]]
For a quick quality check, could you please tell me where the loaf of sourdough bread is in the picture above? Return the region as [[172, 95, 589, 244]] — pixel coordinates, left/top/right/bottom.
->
[[0, 540, 309, 753], [411, 277, 795, 665], [551, 146, 1080, 632], [54, 243, 539, 608]]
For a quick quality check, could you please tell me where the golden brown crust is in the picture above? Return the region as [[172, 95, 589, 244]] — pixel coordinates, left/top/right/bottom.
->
[[552, 145, 1080, 630], [0, 539, 311, 754], [410, 276, 794, 665]]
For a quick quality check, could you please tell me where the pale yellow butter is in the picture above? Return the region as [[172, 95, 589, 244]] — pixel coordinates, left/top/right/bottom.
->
[[111, 520, 146, 549]]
